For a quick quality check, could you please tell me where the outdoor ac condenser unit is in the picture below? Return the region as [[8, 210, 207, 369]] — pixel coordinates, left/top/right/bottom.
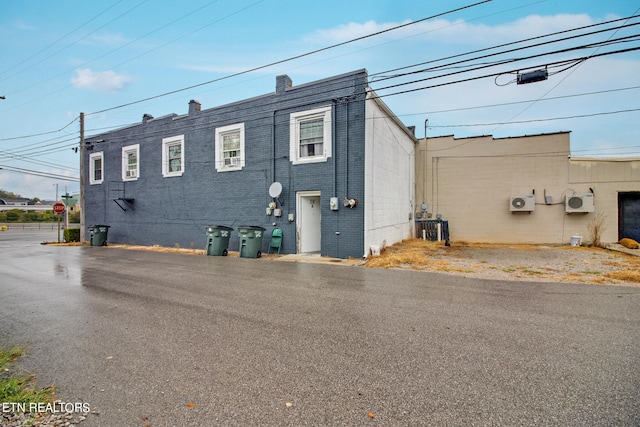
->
[[565, 193, 594, 213], [510, 194, 535, 212]]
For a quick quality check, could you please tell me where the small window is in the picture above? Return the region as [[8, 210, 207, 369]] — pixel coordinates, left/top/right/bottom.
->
[[162, 135, 184, 177], [89, 152, 104, 185], [290, 106, 332, 165], [215, 123, 245, 172], [122, 144, 140, 181]]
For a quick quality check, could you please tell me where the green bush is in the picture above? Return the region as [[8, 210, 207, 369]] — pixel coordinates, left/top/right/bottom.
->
[[64, 228, 80, 242]]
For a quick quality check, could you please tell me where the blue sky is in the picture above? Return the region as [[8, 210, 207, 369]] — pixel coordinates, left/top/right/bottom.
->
[[1, 0, 638, 200]]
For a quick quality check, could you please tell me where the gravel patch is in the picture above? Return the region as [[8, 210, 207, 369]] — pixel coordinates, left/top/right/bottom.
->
[[1, 411, 91, 427], [411, 244, 639, 285]]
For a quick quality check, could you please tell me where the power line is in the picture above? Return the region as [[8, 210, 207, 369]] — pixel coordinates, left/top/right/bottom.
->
[[0, 0, 150, 89], [3, 4, 638, 154], [0, 117, 79, 142], [371, 35, 640, 93], [401, 85, 640, 116], [0, 165, 79, 181], [4, 2, 624, 143], [370, 14, 640, 79], [0, 0, 126, 79], [372, 45, 640, 99], [428, 108, 640, 128], [88, 0, 493, 115]]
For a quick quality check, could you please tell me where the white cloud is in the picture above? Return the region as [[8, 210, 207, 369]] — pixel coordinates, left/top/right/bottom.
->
[[14, 20, 36, 31], [306, 20, 404, 43], [70, 68, 132, 92], [305, 14, 598, 47]]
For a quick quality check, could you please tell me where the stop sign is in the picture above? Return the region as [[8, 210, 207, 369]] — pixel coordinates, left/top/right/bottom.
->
[[53, 202, 66, 214]]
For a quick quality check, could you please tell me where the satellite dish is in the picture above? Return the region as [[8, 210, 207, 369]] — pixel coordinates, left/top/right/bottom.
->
[[268, 182, 282, 198]]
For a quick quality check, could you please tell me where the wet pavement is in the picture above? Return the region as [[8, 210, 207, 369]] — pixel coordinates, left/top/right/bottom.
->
[[1, 229, 640, 426]]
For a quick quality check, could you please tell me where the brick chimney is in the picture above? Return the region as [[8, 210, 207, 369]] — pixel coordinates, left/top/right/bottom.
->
[[189, 99, 201, 114]]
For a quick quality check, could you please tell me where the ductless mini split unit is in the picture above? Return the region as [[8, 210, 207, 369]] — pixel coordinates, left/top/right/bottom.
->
[[510, 194, 535, 212], [565, 193, 594, 213]]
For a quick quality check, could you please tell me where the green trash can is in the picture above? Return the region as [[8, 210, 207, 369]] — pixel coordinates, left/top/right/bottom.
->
[[90, 225, 110, 246], [206, 225, 234, 256], [237, 226, 266, 258]]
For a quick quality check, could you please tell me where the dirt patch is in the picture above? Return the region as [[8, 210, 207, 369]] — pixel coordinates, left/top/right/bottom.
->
[[364, 239, 640, 286]]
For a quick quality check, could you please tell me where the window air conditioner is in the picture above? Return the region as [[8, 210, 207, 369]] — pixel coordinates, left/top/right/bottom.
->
[[565, 193, 594, 213], [510, 194, 535, 212]]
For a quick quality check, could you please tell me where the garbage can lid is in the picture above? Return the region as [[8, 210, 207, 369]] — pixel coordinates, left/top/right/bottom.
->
[[238, 225, 266, 231]]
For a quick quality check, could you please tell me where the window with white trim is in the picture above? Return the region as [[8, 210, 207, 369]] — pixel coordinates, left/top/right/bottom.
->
[[289, 106, 332, 165], [89, 152, 104, 185], [215, 123, 245, 172], [162, 135, 184, 177], [122, 144, 140, 181]]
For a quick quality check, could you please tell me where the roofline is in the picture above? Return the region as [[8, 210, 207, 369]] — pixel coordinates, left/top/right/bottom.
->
[[422, 131, 571, 141], [570, 156, 640, 162], [366, 88, 417, 142]]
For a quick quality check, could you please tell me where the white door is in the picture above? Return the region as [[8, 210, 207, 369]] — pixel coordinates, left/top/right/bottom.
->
[[297, 191, 321, 253]]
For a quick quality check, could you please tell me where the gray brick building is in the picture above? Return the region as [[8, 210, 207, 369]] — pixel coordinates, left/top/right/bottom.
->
[[84, 69, 416, 258]]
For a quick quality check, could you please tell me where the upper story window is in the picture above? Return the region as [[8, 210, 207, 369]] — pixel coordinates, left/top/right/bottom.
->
[[289, 106, 332, 165], [122, 144, 140, 181], [162, 135, 184, 177], [89, 152, 104, 185], [215, 123, 245, 172]]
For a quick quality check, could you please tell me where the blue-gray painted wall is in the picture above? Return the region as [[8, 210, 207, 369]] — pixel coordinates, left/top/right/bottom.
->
[[85, 70, 373, 258]]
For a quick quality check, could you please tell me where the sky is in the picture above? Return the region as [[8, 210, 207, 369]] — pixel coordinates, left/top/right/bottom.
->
[[1, 0, 639, 200]]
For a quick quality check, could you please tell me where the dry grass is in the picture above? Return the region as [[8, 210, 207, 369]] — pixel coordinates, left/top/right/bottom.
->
[[365, 239, 444, 270], [605, 269, 640, 283], [364, 238, 640, 285]]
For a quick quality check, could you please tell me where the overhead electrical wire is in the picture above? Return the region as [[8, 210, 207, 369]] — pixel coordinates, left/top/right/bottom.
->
[[0, 117, 79, 142], [428, 107, 640, 128], [0, 0, 150, 88], [0, 165, 78, 181], [369, 13, 640, 79], [87, 0, 493, 115], [370, 21, 640, 82], [8, 38, 638, 151], [3, 3, 629, 142], [3, 1, 639, 165], [402, 85, 640, 116], [370, 34, 640, 93], [0, 0, 126, 79], [488, 6, 640, 134]]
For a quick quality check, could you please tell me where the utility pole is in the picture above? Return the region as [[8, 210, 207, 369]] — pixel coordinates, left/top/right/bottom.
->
[[55, 183, 60, 243], [79, 113, 85, 244], [61, 189, 71, 230]]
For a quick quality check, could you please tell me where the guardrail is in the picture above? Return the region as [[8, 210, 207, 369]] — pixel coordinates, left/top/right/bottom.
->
[[0, 205, 56, 211], [1, 223, 70, 231]]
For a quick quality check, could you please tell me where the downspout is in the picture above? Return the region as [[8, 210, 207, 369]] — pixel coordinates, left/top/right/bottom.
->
[[424, 119, 428, 205], [272, 110, 276, 184], [345, 98, 349, 197], [332, 99, 337, 198], [332, 99, 338, 258]]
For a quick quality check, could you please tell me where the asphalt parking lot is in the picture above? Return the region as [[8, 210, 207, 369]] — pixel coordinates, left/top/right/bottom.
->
[[1, 229, 640, 426]]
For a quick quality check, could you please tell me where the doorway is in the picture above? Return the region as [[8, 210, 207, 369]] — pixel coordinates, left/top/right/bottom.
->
[[297, 191, 321, 253], [619, 192, 640, 242]]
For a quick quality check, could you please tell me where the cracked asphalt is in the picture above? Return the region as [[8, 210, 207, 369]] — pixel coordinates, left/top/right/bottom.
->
[[1, 230, 639, 426]]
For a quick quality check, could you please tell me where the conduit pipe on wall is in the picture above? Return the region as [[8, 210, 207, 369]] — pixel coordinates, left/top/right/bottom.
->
[[332, 99, 337, 200]]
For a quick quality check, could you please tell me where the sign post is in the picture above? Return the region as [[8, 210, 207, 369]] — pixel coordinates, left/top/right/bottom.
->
[[53, 202, 66, 243]]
